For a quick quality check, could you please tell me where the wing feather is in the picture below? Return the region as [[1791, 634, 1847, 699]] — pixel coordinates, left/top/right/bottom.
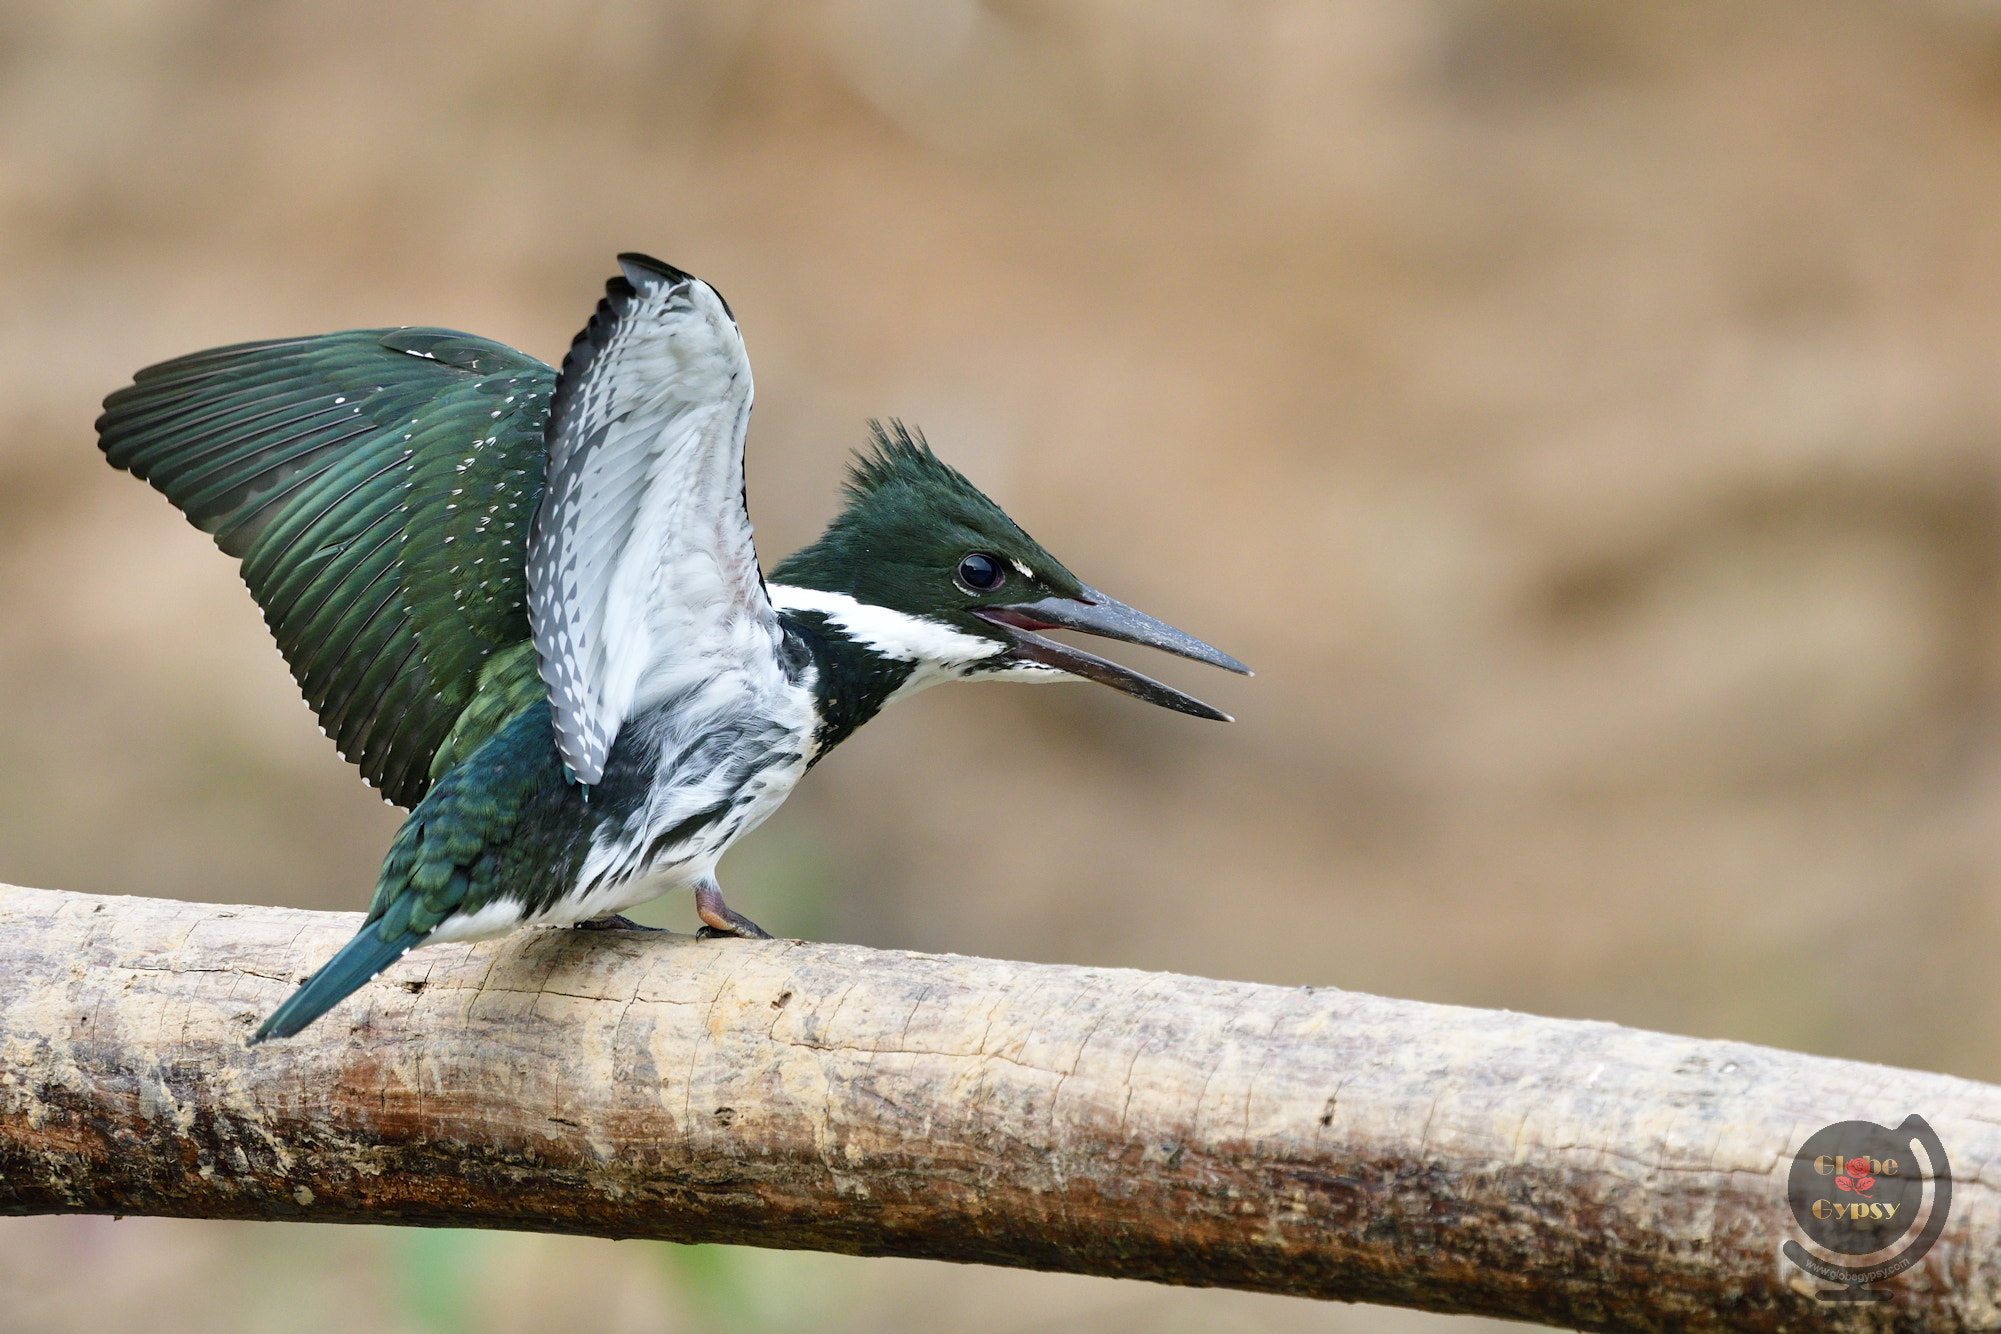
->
[[527, 254, 776, 785], [337, 632, 432, 774], [99, 329, 555, 806]]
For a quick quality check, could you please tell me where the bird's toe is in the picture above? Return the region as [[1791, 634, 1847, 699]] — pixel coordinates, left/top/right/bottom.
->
[[575, 914, 663, 932]]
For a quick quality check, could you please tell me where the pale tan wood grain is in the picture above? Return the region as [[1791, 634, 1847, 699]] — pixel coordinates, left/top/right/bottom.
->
[[1, 883, 1996, 1331]]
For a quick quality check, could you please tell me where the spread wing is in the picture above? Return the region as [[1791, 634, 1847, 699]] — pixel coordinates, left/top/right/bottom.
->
[[528, 254, 776, 786], [98, 329, 554, 807]]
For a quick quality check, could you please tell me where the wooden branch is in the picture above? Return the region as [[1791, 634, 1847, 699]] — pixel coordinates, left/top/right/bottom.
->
[[1, 884, 1997, 1331]]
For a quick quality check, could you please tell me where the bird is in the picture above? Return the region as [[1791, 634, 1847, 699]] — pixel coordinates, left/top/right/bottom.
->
[[96, 253, 1249, 1044]]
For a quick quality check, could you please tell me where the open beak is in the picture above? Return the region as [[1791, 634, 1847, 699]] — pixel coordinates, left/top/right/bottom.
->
[[973, 585, 1251, 722]]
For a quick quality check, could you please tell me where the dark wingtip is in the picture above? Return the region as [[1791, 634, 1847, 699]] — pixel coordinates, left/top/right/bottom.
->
[[614, 253, 734, 324], [616, 252, 695, 286], [552, 262, 657, 442]]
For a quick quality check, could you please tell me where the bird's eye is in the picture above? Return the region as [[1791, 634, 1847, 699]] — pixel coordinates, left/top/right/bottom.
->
[[956, 552, 1005, 593]]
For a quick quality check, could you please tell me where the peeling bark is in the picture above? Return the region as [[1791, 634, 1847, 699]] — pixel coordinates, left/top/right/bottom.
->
[[0, 883, 1996, 1331]]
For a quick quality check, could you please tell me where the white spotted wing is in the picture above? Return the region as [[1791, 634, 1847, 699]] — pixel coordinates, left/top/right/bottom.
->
[[527, 254, 778, 785]]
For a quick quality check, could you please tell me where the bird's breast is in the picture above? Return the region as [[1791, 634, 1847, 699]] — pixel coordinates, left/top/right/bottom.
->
[[569, 668, 818, 902]]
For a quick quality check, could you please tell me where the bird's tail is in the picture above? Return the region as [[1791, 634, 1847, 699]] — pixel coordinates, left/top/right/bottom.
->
[[250, 923, 424, 1045]]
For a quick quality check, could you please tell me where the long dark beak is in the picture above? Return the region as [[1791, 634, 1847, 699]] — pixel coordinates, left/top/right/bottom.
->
[[973, 584, 1251, 722]]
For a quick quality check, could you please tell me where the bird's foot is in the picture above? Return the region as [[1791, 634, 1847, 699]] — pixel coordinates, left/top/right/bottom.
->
[[574, 914, 664, 932], [694, 881, 774, 940]]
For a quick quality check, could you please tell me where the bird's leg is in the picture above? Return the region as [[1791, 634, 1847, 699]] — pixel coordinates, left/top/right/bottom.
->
[[694, 879, 774, 940], [573, 914, 663, 931]]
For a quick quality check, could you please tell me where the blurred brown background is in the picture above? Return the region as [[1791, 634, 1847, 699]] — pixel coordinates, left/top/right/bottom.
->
[[4, 1, 2001, 1330]]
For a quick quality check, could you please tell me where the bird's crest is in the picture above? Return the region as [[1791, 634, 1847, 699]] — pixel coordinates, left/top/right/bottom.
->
[[773, 421, 1083, 607], [843, 421, 975, 503]]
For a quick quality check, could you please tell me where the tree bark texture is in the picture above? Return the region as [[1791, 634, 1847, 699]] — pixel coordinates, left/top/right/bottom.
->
[[0, 884, 1996, 1331]]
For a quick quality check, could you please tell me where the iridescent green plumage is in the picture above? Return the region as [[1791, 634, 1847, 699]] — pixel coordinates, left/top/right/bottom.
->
[[259, 699, 586, 1040], [98, 329, 554, 807]]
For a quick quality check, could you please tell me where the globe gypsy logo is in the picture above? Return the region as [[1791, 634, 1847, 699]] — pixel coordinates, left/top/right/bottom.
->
[[1783, 1115, 1952, 1302]]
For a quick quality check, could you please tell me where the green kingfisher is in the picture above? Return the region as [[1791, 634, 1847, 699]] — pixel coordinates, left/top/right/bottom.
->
[[97, 254, 1248, 1043]]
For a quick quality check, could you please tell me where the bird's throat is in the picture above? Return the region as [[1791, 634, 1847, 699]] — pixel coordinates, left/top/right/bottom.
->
[[778, 609, 922, 761]]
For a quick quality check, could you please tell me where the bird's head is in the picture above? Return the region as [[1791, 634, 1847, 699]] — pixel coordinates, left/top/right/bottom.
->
[[768, 423, 1248, 719]]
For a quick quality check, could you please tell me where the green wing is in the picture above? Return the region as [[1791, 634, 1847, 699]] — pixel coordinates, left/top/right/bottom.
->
[[98, 328, 554, 808]]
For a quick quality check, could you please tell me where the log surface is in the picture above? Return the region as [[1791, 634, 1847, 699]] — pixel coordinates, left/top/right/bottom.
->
[[0, 883, 1996, 1332]]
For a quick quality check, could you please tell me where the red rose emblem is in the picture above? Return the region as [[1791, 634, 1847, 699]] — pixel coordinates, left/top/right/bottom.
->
[[1836, 1157, 1876, 1195]]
